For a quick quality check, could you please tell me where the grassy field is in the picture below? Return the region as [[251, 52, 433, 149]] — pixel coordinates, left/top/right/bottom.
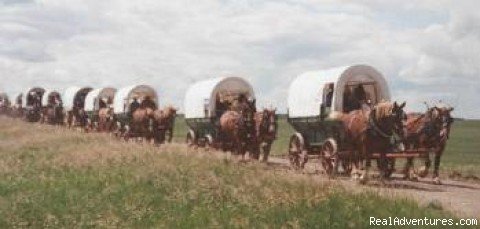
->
[[0, 117, 467, 227], [173, 116, 480, 177]]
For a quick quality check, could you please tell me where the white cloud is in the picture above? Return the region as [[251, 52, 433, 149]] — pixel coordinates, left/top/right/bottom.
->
[[0, 0, 479, 118]]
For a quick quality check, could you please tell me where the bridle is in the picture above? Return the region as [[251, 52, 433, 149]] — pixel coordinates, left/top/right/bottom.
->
[[368, 105, 406, 140], [259, 110, 277, 141]]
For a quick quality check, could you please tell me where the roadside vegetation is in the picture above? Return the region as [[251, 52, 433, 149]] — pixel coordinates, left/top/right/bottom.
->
[[0, 117, 468, 227]]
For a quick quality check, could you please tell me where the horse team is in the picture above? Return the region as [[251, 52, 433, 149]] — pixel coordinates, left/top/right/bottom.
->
[[0, 64, 455, 185]]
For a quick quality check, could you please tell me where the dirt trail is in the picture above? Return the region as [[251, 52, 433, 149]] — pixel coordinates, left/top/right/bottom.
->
[[267, 157, 480, 218]]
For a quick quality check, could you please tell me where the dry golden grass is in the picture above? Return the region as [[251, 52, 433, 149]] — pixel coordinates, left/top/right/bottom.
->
[[0, 117, 464, 228]]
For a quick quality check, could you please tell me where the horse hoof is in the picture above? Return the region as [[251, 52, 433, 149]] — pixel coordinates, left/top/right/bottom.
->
[[359, 178, 368, 185], [351, 173, 360, 181], [433, 177, 442, 185], [358, 175, 368, 185], [417, 166, 429, 178]]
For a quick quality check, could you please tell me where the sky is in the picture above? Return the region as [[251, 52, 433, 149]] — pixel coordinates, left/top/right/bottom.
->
[[0, 0, 479, 118]]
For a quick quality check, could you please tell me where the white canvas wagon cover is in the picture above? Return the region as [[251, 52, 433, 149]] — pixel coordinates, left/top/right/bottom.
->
[[113, 85, 158, 114], [22, 87, 45, 107], [62, 86, 93, 111], [288, 65, 390, 118], [184, 76, 255, 119], [85, 87, 117, 112], [41, 89, 62, 107]]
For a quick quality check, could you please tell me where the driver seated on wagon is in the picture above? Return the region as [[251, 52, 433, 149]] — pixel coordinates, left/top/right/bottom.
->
[[141, 96, 156, 110], [215, 94, 230, 118], [343, 84, 371, 113], [98, 97, 107, 109], [128, 97, 140, 118]]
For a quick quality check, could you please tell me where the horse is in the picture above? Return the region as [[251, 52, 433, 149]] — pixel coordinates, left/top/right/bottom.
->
[[126, 106, 156, 141], [252, 108, 277, 162], [219, 110, 250, 159], [9, 104, 23, 118], [403, 104, 454, 184], [65, 108, 88, 129], [152, 106, 177, 144], [41, 104, 63, 125], [341, 101, 407, 184], [97, 106, 116, 132]]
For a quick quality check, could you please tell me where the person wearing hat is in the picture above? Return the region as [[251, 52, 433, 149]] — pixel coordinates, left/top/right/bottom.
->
[[141, 96, 155, 110], [128, 96, 140, 118]]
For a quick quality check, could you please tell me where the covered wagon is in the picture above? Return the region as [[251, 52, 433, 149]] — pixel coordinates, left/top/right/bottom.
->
[[84, 87, 116, 131], [22, 87, 46, 122], [40, 89, 64, 124], [287, 65, 391, 174], [9, 93, 24, 118], [62, 86, 93, 128], [184, 76, 255, 148], [113, 84, 158, 139], [0, 92, 10, 115]]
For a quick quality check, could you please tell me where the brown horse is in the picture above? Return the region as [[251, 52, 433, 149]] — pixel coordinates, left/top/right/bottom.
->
[[152, 106, 177, 144], [219, 110, 249, 158], [403, 104, 454, 184], [252, 108, 277, 162], [341, 101, 407, 184], [9, 104, 23, 118], [65, 108, 88, 129], [127, 107, 155, 141], [41, 105, 63, 125], [97, 107, 116, 132]]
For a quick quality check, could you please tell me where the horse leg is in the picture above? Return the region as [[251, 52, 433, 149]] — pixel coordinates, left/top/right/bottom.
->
[[250, 141, 260, 160], [377, 151, 388, 182], [359, 143, 369, 184], [403, 158, 417, 180], [432, 146, 445, 185], [261, 143, 271, 162], [350, 147, 362, 180], [417, 152, 431, 178], [168, 128, 173, 143]]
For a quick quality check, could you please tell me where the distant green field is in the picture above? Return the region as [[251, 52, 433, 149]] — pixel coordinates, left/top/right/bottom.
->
[[173, 116, 480, 176]]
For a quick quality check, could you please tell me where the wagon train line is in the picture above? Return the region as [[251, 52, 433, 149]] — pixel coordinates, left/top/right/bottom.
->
[[0, 64, 455, 185]]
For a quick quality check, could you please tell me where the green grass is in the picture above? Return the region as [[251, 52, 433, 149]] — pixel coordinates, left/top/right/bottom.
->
[[441, 120, 480, 176], [0, 117, 467, 228]]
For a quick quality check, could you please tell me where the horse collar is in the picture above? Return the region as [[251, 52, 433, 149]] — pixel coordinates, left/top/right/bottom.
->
[[368, 113, 392, 138]]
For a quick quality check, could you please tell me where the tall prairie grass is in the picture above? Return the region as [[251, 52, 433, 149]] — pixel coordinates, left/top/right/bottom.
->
[[0, 117, 466, 228]]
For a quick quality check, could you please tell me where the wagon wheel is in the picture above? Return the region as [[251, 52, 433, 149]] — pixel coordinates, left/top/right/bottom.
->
[[288, 134, 306, 170], [114, 121, 122, 138], [123, 125, 131, 142], [341, 158, 353, 175], [186, 130, 196, 147], [205, 134, 214, 151], [321, 138, 339, 177]]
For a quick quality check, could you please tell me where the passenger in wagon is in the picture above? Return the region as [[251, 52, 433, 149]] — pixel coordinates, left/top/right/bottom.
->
[[141, 96, 156, 110], [32, 92, 42, 108], [343, 87, 354, 113], [231, 94, 247, 112], [48, 94, 56, 107], [324, 83, 334, 108], [98, 98, 107, 109], [74, 94, 85, 109], [129, 97, 140, 117], [215, 94, 229, 118], [354, 84, 372, 111]]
